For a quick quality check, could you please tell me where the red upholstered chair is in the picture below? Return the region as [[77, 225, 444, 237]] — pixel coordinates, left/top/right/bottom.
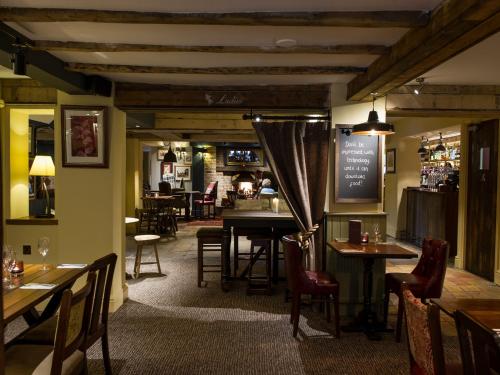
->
[[194, 181, 218, 219], [282, 235, 340, 338], [384, 238, 449, 342], [454, 310, 500, 375], [401, 284, 460, 375]]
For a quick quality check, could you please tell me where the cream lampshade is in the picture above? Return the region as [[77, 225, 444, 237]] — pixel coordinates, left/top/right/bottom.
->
[[29, 155, 55, 218]]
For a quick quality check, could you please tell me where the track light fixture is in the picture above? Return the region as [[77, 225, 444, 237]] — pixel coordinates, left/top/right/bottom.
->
[[11, 38, 27, 76], [242, 111, 329, 122], [413, 77, 425, 95]]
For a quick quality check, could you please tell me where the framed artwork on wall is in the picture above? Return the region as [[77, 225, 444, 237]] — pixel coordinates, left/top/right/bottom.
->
[[157, 148, 168, 161], [161, 162, 173, 180], [386, 148, 396, 174], [61, 105, 108, 168], [174, 165, 191, 181]]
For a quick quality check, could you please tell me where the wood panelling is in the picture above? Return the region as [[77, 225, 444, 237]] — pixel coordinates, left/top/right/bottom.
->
[[405, 189, 458, 257], [466, 119, 499, 281]]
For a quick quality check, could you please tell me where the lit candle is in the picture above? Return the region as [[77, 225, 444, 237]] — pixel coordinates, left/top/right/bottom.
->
[[11, 260, 24, 274], [272, 198, 279, 213]]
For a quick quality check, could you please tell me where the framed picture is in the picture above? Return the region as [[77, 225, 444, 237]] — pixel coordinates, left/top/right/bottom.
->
[[183, 151, 192, 165], [174, 165, 191, 181], [157, 148, 168, 161], [386, 148, 396, 174], [161, 162, 173, 180], [61, 105, 108, 168]]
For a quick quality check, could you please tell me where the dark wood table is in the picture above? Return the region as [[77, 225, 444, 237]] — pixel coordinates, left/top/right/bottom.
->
[[221, 209, 298, 290], [431, 298, 500, 331], [3, 264, 89, 326], [182, 191, 201, 220], [327, 240, 418, 340]]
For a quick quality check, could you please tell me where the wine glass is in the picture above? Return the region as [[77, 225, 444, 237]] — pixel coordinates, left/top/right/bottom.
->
[[38, 237, 50, 270], [373, 224, 381, 244], [3, 245, 16, 289]]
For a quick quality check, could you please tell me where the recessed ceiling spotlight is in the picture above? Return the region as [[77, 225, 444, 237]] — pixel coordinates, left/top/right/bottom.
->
[[275, 38, 297, 48], [414, 77, 425, 95], [135, 124, 141, 128]]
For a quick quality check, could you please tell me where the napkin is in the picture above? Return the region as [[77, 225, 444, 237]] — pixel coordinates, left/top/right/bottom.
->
[[57, 264, 87, 269], [20, 283, 56, 290], [339, 249, 365, 253]]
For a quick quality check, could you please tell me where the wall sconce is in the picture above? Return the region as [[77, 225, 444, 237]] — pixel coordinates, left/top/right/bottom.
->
[[200, 148, 208, 160]]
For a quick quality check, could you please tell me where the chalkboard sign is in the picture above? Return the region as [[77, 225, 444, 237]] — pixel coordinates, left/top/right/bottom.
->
[[335, 126, 382, 203]]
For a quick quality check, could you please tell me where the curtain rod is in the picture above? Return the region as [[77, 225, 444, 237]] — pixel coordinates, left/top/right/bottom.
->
[[242, 113, 330, 122]]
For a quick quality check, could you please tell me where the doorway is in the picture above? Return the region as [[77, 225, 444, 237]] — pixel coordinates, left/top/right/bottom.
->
[[466, 119, 499, 280]]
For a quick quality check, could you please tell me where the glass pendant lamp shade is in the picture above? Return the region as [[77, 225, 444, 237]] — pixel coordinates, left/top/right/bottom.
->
[[163, 145, 177, 163]]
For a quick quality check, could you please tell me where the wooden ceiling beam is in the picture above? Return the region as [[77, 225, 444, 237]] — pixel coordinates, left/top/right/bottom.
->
[[33, 40, 389, 55], [347, 0, 500, 101], [0, 8, 429, 28], [66, 63, 366, 75]]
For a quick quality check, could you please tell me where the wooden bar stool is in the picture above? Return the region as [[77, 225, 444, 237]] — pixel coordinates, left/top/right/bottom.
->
[[133, 234, 162, 278], [197, 227, 224, 287], [246, 233, 273, 295], [233, 228, 272, 278]]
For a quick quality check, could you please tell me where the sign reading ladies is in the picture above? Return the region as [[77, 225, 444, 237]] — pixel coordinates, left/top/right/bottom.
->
[[335, 126, 382, 203]]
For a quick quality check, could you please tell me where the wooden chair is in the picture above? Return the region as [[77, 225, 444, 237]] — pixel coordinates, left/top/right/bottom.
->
[[158, 181, 172, 195], [384, 238, 449, 342], [454, 310, 500, 374], [246, 233, 273, 295], [5, 273, 96, 375], [282, 235, 340, 338], [133, 234, 162, 278], [194, 181, 218, 219], [13, 254, 118, 375], [196, 227, 224, 287], [401, 283, 461, 375]]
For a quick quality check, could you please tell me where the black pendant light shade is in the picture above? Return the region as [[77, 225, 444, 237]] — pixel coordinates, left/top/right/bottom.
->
[[163, 145, 177, 163], [434, 133, 446, 153], [417, 136, 428, 154], [12, 38, 27, 76], [352, 97, 395, 136]]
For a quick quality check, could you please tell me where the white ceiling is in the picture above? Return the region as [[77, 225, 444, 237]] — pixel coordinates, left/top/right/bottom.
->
[[0, 65, 28, 78]]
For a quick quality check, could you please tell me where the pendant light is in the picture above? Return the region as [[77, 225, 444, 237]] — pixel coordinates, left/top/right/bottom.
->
[[352, 95, 395, 136], [163, 142, 177, 163], [417, 136, 428, 154], [434, 133, 446, 153]]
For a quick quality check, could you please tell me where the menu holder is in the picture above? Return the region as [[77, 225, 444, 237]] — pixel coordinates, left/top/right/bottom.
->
[[348, 220, 362, 244]]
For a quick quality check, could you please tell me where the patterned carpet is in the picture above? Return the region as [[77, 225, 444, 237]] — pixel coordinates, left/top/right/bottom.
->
[[4, 225, 461, 374], [85, 226, 460, 374]]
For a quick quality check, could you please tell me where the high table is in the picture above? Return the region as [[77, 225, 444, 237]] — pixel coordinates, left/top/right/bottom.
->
[[327, 240, 418, 340], [431, 298, 500, 331], [3, 264, 89, 326], [221, 209, 297, 290]]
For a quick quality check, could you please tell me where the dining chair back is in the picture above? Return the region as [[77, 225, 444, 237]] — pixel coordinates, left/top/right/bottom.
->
[[158, 181, 172, 195], [401, 283, 446, 375], [52, 272, 96, 375], [86, 253, 117, 374], [282, 235, 340, 338], [194, 181, 218, 219], [454, 310, 500, 375], [384, 238, 449, 342]]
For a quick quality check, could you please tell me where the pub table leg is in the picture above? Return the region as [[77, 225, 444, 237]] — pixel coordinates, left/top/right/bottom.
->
[[272, 233, 279, 284], [221, 227, 232, 291]]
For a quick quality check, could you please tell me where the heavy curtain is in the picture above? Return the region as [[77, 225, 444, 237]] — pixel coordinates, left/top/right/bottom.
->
[[253, 121, 331, 271]]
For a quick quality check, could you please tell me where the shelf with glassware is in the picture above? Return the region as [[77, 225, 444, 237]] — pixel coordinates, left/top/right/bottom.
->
[[418, 134, 460, 191]]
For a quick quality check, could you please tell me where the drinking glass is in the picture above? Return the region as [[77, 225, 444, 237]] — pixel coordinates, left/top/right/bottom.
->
[[3, 245, 16, 289], [373, 224, 381, 244], [38, 237, 50, 270]]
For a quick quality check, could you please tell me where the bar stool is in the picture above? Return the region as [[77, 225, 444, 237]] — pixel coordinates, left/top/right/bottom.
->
[[133, 234, 162, 278], [246, 233, 273, 295], [233, 228, 272, 278], [197, 227, 224, 287]]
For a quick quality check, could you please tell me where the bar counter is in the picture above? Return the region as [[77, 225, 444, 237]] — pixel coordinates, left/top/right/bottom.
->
[[405, 187, 458, 257]]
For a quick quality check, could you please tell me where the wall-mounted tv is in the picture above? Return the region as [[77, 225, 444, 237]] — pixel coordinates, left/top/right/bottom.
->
[[225, 148, 264, 166]]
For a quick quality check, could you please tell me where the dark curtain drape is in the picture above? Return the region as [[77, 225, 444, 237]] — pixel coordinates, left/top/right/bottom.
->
[[253, 121, 331, 271]]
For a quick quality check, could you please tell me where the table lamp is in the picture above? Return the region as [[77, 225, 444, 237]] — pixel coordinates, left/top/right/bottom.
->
[[29, 155, 55, 218]]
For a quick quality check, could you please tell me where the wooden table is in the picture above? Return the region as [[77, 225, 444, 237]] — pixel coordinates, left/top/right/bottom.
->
[[327, 240, 418, 340], [221, 209, 298, 290], [3, 264, 89, 326], [431, 298, 500, 331]]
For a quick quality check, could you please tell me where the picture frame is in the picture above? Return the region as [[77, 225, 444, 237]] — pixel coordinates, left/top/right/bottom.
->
[[183, 151, 193, 165], [386, 148, 396, 174], [157, 148, 168, 161], [161, 162, 173, 180], [61, 105, 108, 168], [174, 165, 191, 181], [225, 148, 264, 166]]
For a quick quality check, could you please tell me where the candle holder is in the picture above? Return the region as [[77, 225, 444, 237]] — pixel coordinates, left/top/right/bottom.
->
[[11, 260, 24, 275]]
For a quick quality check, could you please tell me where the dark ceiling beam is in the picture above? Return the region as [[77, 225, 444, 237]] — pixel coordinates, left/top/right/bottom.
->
[[66, 63, 366, 75], [0, 23, 112, 96], [0, 8, 429, 28], [33, 40, 389, 55], [347, 0, 500, 101]]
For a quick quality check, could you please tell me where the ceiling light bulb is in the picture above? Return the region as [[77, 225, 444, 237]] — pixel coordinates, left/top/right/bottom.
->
[[414, 88, 420, 95]]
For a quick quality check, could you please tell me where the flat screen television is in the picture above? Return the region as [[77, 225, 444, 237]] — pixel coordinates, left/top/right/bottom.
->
[[225, 148, 264, 166]]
